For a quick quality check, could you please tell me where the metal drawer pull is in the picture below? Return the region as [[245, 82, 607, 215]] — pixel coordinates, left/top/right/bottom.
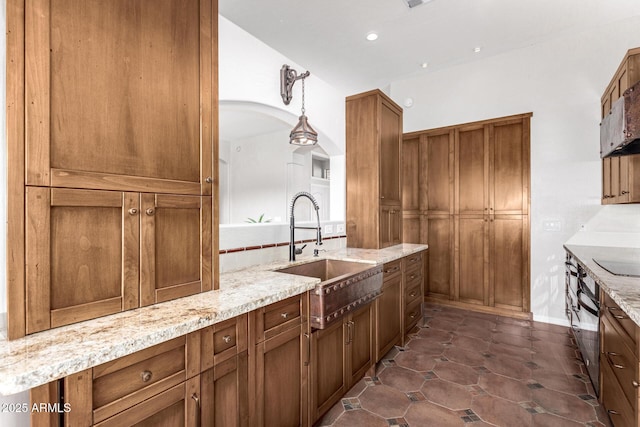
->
[[222, 335, 232, 343], [192, 393, 201, 427], [141, 370, 153, 382], [385, 266, 400, 274], [409, 274, 416, 280], [607, 409, 620, 415], [633, 380, 639, 388], [128, 208, 138, 215], [281, 312, 289, 319], [410, 312, 418, 319], [205, 176, 213, 183], [410, 291, 417, 297], [606, 352, 626, 369], [608, 307, 629, 320], [145, 208, 155, 216]]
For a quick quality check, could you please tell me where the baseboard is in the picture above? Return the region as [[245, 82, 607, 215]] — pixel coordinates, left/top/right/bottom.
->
[[532, 314, 570, 327]]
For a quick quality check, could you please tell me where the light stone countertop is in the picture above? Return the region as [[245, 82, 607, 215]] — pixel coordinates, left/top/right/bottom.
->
[[0, 243, 427, 396], [564, 244, 640, 326]]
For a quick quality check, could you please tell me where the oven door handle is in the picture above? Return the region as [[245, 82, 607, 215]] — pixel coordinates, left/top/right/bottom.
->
[[577, 280, 599, 308], [577, 291, 598, 317]]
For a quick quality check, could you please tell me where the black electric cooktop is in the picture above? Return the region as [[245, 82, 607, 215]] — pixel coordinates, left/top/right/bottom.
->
[[593, 258, 640, 278]]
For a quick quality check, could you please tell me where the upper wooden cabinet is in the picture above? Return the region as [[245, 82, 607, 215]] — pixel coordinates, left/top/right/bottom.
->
[[601, 47, 640, 205], [25, 0, 214, 195], [346, 89, 403, 249]]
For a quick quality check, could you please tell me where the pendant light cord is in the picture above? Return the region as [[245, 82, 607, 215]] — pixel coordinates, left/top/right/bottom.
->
[[301, 77, 306, 115]]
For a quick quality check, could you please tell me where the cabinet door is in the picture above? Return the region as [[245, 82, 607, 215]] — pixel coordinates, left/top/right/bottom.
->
[[490, 120, 529, 215], [375, 275, 402, 360], [26, 0, 213, 195], [611, 157, 621, 203], [422, 215, 453, 300], [457, 126, 487, 216], [310, 320, 347, 423], [26, 187, 139, 333], [402, 137, 420, 211], [490, 215, 528, 311], [457, 216, 488, 306], [94, 377, 201, 427], [379, 99, 402, 205], [422, 131, 454, 214], [348, 303, 374, 386], [140, 194, 212, 306], [379, 206, 401, 248], [618, 156, 630, 203], [253, 324, 308, 427], [201, 353, 249, 427], [402, 213, 421, 244], [602, 158, 612, 203]]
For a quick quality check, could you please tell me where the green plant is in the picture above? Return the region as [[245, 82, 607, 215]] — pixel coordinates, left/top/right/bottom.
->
[[245, 213, 272, 223]]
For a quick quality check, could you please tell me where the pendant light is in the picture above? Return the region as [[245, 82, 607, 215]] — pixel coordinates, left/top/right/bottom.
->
[[280, 64, 318, 146]]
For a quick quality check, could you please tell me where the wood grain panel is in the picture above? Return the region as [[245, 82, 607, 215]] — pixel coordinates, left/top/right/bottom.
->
[[123, 192, 140, 311], [140, 193, 157, 306], [64, 369, 93, 427], [491, 121, 526, 214], [380, 99, 402, 204], [51, 297, 122, 328], [7, 0, 27, 339], [421, 215, 453, 300], [402, 137, 420, 211], [457, 126, 487, 215], [422, 131, 454, 214], [50, 188, 122, 207], [402, 213, 420, 244], [200, 0, 213, 196], [490, 215, 525, 310], [30, 381, 59, 427], [310, 320, 346, 422], [348, 303, 373, 386], [457, 216, 487, 305]]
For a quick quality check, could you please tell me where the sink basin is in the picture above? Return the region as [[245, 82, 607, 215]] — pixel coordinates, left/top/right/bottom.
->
[[277, 259, 383, 329]]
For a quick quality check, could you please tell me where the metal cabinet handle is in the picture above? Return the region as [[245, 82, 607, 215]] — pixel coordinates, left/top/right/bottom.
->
[[145, 208, 155, 216], [281, 312, 289, 319], [191, 393, 201, 427], [205, 176, 213, 183], [410, 311, 418, 319], [141, 370, 153, 382], [222, 335, 232, 344], [128, 208, 138, 215], [608, 306, 629, 320], [633, 380, 639, 388], [621, 190, 629, 195], [607, 409, 620, 415], [384, 266, 400, 274], [348, 321, 355, 343], [304, 332, 310, 366], [410, 291, 417, 297], [606, 352, 626, 370]]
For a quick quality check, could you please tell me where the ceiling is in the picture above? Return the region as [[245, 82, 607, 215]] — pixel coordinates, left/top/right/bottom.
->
[[219, 0, 640, 93]]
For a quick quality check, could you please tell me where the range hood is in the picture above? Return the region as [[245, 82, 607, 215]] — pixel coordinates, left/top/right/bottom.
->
[[600, 81, 640, 158]]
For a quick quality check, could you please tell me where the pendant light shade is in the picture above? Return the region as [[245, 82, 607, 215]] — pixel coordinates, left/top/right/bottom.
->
[[290, 114, 318, 146]]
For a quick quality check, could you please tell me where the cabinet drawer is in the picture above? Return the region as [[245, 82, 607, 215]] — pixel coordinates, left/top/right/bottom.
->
[[201, 314, 248, 370], [253, 293, 308, 343], [403, 252, 423, 274], [405, 299, 422, 332], [92, 335, 197, 423], [404, 276, 422, 307], [382, 260, 402, 280], [603, 292, 637, 353], [601, 313, 638, 408], [601, 355, 636, 427]]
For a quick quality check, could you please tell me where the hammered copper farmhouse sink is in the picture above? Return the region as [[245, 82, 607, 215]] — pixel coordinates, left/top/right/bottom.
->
[[277, 259, 383, 329]]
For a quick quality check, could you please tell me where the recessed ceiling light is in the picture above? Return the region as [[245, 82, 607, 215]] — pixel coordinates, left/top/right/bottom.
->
[[474, 46, 482, 53], [420, 62, 428, 69], [366, 32, 378, 41]]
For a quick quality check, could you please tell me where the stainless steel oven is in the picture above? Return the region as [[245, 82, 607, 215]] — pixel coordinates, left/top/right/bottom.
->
[[565, 253, 600, 394]]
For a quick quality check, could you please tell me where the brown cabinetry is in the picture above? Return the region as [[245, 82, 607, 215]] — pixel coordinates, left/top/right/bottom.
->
[[310, 302, 374, 424], [346, 89, 403, 249], [249, 294, 310, 427], [403, 252, 425, 340], [200, 315, 249, 427], [599, 291, 640, 427], [32, 333, 202, 426], [9, 0, 218, 338], [403, 114, 531, 315], [375, 261, 403, 360], [601, 47, 640, 205], [25, 188, 212, 334]]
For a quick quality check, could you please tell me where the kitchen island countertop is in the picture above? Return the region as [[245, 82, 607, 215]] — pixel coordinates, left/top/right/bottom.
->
[[0, 243, 427, 395]]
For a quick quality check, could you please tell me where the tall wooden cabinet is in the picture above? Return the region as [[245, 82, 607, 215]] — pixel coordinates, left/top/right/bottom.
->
[[346, 89, 403, 249], [9, 0, 218, 338], [601, 47, 640, 205], [402, 114, 531, 315]]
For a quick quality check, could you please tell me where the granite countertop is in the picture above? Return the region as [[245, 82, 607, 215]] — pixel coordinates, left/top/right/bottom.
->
[[564, 244, 640, 326], [0, 243, 427, 396]]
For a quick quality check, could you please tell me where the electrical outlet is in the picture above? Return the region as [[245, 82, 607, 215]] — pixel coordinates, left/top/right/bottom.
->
[[324, 224, 333, 234], [336, 224, 345, 233], [542, 219, 562, 232]]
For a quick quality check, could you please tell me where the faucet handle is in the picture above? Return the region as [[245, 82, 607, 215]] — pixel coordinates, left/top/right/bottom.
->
[[295, 244, 307, 255]]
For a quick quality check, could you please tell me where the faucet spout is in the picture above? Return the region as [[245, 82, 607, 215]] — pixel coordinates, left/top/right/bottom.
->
[[289, 191, 323, 261]]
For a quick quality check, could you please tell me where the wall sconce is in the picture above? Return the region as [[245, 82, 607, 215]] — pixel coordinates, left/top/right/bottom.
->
[[280, 64, 318, 146]]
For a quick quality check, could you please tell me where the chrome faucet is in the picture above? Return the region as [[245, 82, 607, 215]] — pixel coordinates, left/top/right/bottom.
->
[[289, 191, 322, 261]]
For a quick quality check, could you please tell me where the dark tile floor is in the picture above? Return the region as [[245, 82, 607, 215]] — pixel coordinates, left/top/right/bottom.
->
[[316, 303, 612, 427]]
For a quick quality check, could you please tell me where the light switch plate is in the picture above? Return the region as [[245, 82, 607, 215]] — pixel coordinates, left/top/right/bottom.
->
[[336, 224, 345, 233], [325, 224, 333, 234]]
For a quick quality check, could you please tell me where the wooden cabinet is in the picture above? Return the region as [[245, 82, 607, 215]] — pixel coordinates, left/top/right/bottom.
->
[[403, 252, 425, 341], [9, 0, 218, 338], [310, 303, 374, 424], [346, 89, 403, 249], [249, 294, 310, 427], [201, 315, 249, 427], [599, 291, 640, 427], [402, 114, 531, 315], [32, 333, 202, 426], [601, 47, 640, 205], [375, 261, 403, 360], [25, 188, 212, 333]]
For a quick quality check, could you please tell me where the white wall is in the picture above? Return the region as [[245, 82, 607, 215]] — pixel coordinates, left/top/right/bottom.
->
[[389, 15, 640, 325]]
